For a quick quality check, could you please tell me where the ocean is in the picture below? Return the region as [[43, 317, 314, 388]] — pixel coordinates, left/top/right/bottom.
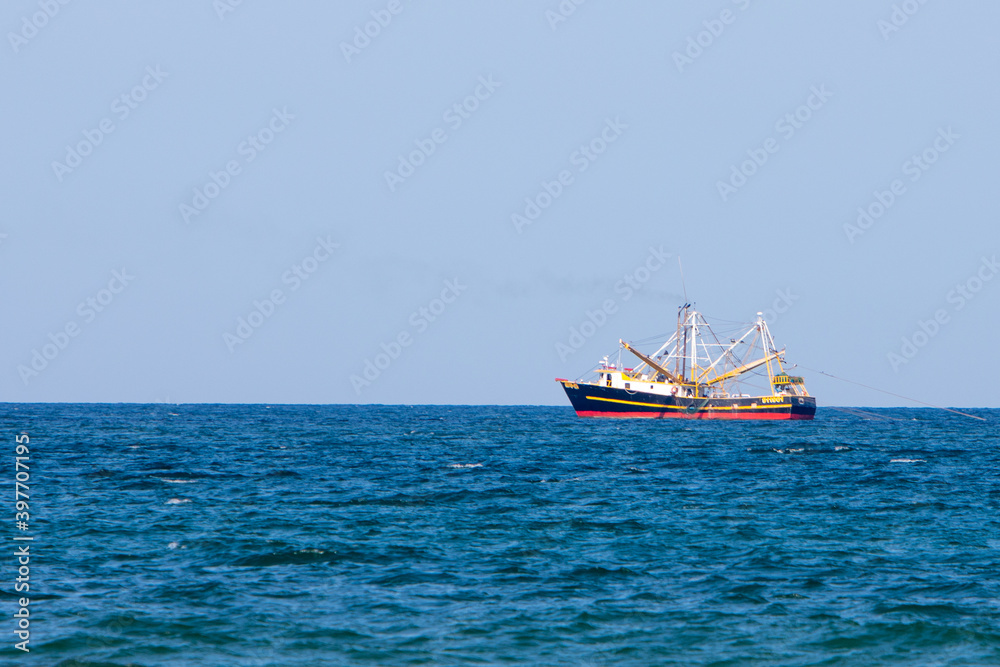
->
[[2, 404, 998, 665]]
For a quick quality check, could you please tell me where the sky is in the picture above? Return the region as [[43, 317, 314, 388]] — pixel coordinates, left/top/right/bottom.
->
[[2, 1, 998, 407]]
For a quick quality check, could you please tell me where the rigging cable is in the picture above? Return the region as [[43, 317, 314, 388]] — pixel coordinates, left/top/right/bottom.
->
[[824, 406, 911, 422], [794, 365, 985, 422]]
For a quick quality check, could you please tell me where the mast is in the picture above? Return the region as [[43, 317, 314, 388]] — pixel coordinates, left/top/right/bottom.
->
[[689, 310, 698, 394], [679, 304, 689, 382], [674, 305, 683, 379]]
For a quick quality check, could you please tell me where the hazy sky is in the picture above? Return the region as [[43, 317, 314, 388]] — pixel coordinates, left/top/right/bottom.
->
[[3, 1, 998, 407]]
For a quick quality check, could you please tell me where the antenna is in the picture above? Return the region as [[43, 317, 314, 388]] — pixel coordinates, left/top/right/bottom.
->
[[678, 257, 688, 303]]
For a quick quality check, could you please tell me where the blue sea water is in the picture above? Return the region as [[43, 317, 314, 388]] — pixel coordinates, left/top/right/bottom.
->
[[2, 404, 999, 666]]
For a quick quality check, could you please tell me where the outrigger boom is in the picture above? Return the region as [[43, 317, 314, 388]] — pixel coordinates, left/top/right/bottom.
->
[[557, 304, 816, 420]]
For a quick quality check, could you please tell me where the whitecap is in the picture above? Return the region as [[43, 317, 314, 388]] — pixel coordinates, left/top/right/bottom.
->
[[158, 478, 197, 484], [166, 498, 191, 504], [448, 463, 482, 469], [890, 458, 925, 463], [168, 541, 179, 549]]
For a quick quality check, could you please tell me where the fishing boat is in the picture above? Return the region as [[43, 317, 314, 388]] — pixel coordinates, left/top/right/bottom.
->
[[556, 304, 816, 420]]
